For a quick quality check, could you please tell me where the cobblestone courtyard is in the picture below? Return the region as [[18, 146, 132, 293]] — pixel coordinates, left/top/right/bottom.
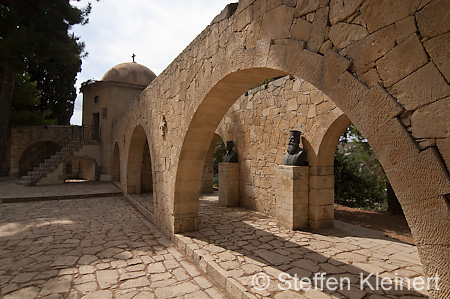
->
[[0, 182, 431, 298], [0, 192, 228, 299]]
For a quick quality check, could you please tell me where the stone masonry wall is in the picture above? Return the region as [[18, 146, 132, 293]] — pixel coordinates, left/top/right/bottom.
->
[[111, 1, 450, 295], [217, 75, 344, 216]]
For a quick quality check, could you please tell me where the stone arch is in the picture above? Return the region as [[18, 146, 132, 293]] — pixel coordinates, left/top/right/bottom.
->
[[126, 125, 154, 194], [112, 142, 120, 182]]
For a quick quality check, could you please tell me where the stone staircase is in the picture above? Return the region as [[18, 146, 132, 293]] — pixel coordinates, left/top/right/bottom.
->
[[17, 141, 83, 186], [17, 126, 100, 186]]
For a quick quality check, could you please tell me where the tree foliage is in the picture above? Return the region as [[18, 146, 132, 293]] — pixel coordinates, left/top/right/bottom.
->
[[9, 72, 56, 125], [0, 0, 91, 170], [334, 125, 388, 210]]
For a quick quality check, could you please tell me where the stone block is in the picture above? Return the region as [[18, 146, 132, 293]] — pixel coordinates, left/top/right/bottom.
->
[[411, 97, 450, 138], [424, 32, 450, 83], [437, 138, 450, 173], [218, 163, 240, 207], [360, 0, 420, 33], [306, 6, 329, 53], [259, 5, 295, 40], [385, 148, 450, 202], [309, 204, 334, 223], [389, 62, 450, 111], [346, 25, 396, 74], [275, 165, 309, 230], [329, 0, 363, 25], [309, 188, 334, 206], [401, 195, 450, 246], [348, 84, 404, 138], [376, 34, 429, 87], [294, 0, 328, 17], [416, 0, 450, 38], [329, 23, 368, 50], [291, 18, 311, 41], [395, 16, 417, 44], [368, 117, 419, 168]]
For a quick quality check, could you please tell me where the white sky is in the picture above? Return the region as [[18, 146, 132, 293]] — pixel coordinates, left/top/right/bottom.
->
[[69, 0, 233, 125]]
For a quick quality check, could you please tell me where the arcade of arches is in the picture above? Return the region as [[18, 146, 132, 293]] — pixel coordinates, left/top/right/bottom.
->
[[5, 0, 448, 297], [111, 1, 450, 296]]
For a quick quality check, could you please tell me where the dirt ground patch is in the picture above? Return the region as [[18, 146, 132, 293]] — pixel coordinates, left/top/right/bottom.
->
[[334, 204, 415, 245]]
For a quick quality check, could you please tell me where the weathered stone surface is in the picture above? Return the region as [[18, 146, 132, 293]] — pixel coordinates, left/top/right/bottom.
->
[[437, 138, 450, 173], [306, 6, 329, 53], [395, 16, 417, 44], [291, 18, 311, 41], [329, 22, 368, 50], [424, 32, 450, 83], [329, 0, 364, 25], [360, 0, 421, 33], [259, 5, 294, 40], [389, 62, 450, 111], [97, 270, 118, 289], [376, 34, 429, 87], [155, 282, 199, 299], [411, 97, 450, 138], [346, 25, 396, 73], [294, 0, 328, 17], [416, 0, 450, 38]]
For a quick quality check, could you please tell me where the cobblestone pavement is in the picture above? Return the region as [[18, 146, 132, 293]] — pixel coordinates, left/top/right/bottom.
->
[[172, 194, 429, 299], [0, 196, 229, 299]]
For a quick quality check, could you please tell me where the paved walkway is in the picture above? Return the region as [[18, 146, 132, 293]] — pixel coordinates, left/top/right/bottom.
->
[[0, 180, 430, 298], [0, 194, 229, 298], [172, 194, 429, 299]]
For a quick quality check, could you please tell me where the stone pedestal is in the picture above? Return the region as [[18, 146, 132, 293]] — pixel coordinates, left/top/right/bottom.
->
[[275, 165, 309, 230], [218, 162, 240, 207]]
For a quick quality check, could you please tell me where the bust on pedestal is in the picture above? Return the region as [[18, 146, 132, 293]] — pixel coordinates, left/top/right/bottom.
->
[[219, 140, 240, 207], [283, 130, 307, 166]]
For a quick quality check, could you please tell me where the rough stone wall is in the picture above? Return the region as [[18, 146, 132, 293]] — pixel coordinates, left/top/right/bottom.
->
[[111, 1, 450, 296], [9, 126, 72, 177], [217, 75, 344, 216]]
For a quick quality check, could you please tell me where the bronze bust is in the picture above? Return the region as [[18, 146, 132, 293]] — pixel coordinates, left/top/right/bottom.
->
[[223, 140, 238, 163], [283, 130, 307, 166]]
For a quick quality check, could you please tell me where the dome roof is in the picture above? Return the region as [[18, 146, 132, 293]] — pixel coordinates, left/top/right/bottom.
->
[[102, 62, 156, 86]]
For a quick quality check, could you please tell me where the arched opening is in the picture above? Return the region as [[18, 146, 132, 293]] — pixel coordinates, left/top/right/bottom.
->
[[126, 125, 152, 194], [112, 143, 120, 182], [332, 123, 412, 243], [200, 133, 224, 194], [126, 125, 154, 215]]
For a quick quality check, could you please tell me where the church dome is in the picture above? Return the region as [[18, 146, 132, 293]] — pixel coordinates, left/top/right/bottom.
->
[[102, 62, 156, 86]]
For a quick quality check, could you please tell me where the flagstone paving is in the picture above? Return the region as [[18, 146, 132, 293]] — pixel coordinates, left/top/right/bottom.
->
[[171, 194, 430, 299], [0, 180, 431, 298], [0, 196, 229, 299]]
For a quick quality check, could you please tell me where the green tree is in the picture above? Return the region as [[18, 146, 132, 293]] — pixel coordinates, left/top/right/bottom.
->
[[334, 124, 388, 210], [0, 0, 91, 171], [9, 72, 56, 125]]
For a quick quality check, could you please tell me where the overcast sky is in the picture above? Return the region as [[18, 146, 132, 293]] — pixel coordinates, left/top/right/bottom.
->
[[70, 0, 232, 125]]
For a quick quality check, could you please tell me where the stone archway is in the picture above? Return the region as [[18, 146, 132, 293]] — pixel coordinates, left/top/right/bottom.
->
[[126, 125, 153, 194], [111, 1, 450, 295]]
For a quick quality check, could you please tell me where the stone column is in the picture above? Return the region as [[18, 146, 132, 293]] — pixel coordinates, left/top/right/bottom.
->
[[218, 162, 240, 207], [275, 165, 309, 230]]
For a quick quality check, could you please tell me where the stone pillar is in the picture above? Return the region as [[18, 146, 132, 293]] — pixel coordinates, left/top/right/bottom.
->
[[275, 165, 309, 230], [218, 162, 240, 207]]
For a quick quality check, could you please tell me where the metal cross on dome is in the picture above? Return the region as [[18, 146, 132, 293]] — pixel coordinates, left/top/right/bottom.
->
[[132, 53, 136, 63]]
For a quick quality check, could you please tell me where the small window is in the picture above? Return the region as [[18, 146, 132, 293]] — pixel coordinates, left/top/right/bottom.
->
[[102, 107, 107, 119], [94, 95, 99, 104]]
